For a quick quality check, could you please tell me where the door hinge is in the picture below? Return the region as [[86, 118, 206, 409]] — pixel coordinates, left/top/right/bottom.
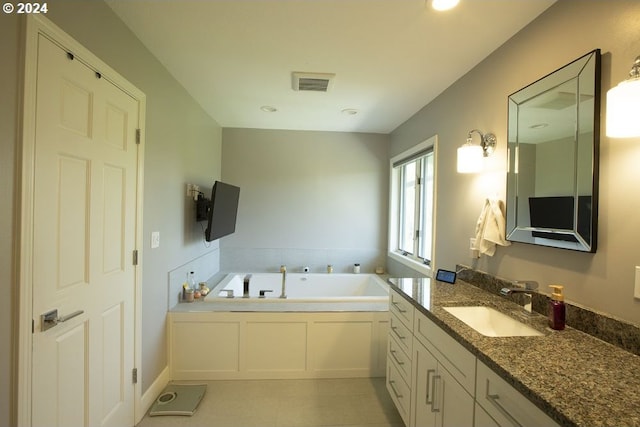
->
[[415, 230, 420, 239], [132, 368, 138, 384], [133, 249, 138, 266], [135, 129, 141, 144], [32, 319, 34, 334]]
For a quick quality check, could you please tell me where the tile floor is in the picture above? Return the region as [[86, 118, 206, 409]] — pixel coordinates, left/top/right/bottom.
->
[[136, 377, 404, 427]]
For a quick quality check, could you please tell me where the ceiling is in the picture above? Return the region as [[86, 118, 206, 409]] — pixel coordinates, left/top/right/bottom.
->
[[105, 0, 556, 134]]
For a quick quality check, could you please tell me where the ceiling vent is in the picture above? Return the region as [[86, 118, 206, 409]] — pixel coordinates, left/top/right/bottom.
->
[[292, 72, 335, 92]]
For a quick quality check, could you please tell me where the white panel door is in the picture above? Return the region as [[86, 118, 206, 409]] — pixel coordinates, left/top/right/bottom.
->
[[31, 34, 139, 427]]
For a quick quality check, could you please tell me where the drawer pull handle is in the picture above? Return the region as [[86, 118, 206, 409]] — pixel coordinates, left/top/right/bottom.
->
[[389, 380, 403, 399], [486, 379, 522, 427], [425, 369, 436, 405], [391, 326, 406, 340], [390, 349, 404, 366], [391, 301, 408, 313], [431, 374, 441, 413]]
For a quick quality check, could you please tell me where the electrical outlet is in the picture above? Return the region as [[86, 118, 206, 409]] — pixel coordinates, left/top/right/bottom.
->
[[151, 231, 160, 249], [634, 266, 640, 299], [186, 184, 201, 201], [469, 238, 479, 258]]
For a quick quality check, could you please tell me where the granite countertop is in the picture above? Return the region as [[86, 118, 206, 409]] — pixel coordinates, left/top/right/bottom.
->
[[388, 277, 640, 427]]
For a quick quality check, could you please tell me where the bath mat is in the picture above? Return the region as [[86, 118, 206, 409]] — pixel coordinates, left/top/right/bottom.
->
[[149, 383, 207, 416]]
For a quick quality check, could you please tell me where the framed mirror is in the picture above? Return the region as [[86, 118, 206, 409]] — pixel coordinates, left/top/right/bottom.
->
[[506, 49, 601, 252]]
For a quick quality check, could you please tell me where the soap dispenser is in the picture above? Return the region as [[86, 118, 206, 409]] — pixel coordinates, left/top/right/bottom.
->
[[548, 285, 566, 330]]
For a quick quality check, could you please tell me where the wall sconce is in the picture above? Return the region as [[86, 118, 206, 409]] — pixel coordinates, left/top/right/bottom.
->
[[606, 55, 640, 138], [457, 129, 497, 173], [430, 0, 460, 11]]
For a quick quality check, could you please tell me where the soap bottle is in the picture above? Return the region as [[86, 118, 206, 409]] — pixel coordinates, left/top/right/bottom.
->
[[548, 285, 566, 330]]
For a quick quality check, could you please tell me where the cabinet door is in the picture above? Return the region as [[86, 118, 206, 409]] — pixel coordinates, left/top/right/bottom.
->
[[436, 365, 474, 427], [413, 339, 474, 427], [390, 312, 413, 356], [475, 402, 500, 427], [390, 289, 414, 328], [412, 339, 439, 427], [387, 361, 412, 426], [476, 360, 559, 427]]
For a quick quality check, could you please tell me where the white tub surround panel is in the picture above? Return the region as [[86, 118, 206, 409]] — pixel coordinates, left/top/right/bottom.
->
[[169, 311, 388, 380]]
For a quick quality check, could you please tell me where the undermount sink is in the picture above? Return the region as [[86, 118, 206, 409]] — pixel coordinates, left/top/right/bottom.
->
[[443, 306, 544, 337]]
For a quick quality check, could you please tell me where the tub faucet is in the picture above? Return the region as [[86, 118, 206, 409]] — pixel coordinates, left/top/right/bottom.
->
[[500, 280, 539, 314], [279, 265, 287, 299], [243, 274, 252, 298]]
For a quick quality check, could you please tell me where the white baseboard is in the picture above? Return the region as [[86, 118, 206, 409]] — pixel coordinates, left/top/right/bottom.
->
[[138, 366, 170, 422]]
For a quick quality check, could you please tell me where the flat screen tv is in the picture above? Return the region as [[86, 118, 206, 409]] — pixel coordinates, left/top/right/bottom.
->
[[205, 181, 240, 242], [528, 196, 591, 243]]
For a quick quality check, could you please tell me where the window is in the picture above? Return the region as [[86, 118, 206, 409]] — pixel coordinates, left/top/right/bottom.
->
[[389, 136, 437, 275]]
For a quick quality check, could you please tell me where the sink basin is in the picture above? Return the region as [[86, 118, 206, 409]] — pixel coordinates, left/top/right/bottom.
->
[[443, 306, 544, 337]]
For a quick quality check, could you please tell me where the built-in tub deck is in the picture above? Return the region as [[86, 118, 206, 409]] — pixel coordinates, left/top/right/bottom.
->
[[173, 272, 390, 312], [169, 273, 390, 380]]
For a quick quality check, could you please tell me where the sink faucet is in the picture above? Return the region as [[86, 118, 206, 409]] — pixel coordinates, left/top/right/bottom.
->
[[243, 274, 252, 298], [279, 265, 287, 299], [500, 280, 539, 314]]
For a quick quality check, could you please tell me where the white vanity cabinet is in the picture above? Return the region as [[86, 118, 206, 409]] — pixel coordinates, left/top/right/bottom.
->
[[386, 289, 562, 427], [386, 289, 415, 426], [475, 360, 560, 427], [411, 311, 475, 427]]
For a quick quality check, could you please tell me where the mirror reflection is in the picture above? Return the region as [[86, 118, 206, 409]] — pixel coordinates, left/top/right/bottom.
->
[[506, 49, 601, 252]]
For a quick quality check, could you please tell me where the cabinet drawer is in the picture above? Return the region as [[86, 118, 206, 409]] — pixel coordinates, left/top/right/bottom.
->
[[387, 333, 411, 381], [414, 310, 476, 395], [475, 402, 500, 427], [386, 360, 411, 426], [476, 360, 559, 427], [390, 290, 414, 328], [389, 313, 412, 356]]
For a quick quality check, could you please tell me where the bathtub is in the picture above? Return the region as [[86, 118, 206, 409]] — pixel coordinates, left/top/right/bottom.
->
[[170, 272, 390, 380], [206, 272, 389, 303]]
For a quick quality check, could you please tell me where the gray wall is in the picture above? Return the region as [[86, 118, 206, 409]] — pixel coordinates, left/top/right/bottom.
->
[[1, 2, 222, 420], [389, 0, 640, 325], [220, 128, 389, 274]]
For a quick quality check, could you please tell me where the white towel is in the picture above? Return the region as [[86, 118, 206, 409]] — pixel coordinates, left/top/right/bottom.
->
[[473, 198, 510, 257]]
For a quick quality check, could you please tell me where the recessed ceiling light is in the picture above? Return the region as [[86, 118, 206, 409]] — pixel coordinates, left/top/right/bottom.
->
[[341, 108, 359, 115], [260, 105, 277, 113], [430, 0, 460, 11]]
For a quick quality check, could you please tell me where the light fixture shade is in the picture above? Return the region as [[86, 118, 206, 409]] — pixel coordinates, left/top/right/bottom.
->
[[606, 78, 640, 138], [457, 145, 483, 173], [431, 0, 460, 11]]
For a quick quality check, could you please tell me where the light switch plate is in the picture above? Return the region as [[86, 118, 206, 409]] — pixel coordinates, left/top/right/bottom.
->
[[151, 231, 160, 249], [635, 266, 640, 299]]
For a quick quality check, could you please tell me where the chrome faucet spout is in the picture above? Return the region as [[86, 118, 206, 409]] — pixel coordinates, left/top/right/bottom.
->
[[500, 281, 539, 314], [243, 274, 252, 298], [279, 265, 287, 299]]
